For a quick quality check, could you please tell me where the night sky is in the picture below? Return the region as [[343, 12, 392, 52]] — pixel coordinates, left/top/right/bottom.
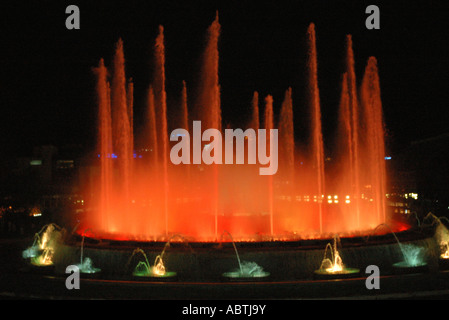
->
[[0, 0, 448, 157]]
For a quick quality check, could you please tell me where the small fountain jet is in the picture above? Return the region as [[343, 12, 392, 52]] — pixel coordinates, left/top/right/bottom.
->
[[314, 235, 359, 279]]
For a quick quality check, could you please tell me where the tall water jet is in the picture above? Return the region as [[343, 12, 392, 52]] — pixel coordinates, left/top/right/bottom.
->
[[111, 38, 133, 231], [361, 57, 387, 225], [126, 78, 135, 218], [127, 78, 134, 159], [277, 88, 295, 233], [337, 73, 355, 227], [250, 91, 259, 131], [180, 81, 190, 132], [199, 12, 221, 132], [345, 35, 361, 228], [142, 85, 159, 236], [95, 59, 113, 231], [264, 95, 274, 236], [146, 86, 159, 170], [180, 81, 190, 180], [153, 25, 169, 236], [279, 87, 294, 187], [307, 23, 325, 234], [197, 12, 221, 239]]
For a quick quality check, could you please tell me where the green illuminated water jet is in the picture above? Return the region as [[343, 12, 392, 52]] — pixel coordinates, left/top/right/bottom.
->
[[220, 231, 269, 279]]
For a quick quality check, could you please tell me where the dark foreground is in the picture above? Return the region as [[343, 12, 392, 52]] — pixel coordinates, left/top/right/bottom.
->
[[1, 237, 449, 300]]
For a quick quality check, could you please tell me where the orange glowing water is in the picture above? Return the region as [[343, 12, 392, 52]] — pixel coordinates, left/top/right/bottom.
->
[[264, 95, 274, 236], [307, 24, 325, 234], [361, 57, 387, 225], [84, 19, 402, 242]]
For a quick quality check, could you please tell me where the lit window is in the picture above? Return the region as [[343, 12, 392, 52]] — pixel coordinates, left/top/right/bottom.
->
[[30, 160, 42, 166]]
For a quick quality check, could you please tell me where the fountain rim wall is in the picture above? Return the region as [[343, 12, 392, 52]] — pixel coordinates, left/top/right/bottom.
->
[[69, 224, 431, 251], [51, 224, 440, 282]]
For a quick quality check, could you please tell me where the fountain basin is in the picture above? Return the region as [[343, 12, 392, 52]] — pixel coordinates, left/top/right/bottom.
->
[[221, 270, 270, 281], [392, 261, 428, 275], [132, 271, 178, 281], [78, 266, 102, 279], [30, 257, 53, 267], [79, 268, 101, 274], [313, 267, 360, 280], [27, 259, 55, 275]]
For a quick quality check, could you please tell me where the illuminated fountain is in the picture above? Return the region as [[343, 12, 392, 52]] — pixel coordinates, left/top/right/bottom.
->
[[422, 213, 449, 269], [314, 235, 359, 279], [372, 223, 427, 273], [128, 248, 177, 279], [22, 223, 63, 268], [441, 241, 449, 259], [31, 247, 54, 267], [434, 230, 449, 265], [128, 234, 192, 279], [222, 261, 269, 280], [43, 15, 444, 288], [220, 231, 270, 280], [128, 248, 151, 277], [76, 257, 101, 275], [80, 15, 399, 244], [76, 230, 101, 275], [392, 244, 428, 274]]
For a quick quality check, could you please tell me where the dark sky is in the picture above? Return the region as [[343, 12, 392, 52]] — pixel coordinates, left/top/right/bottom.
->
[[0, 0, 448, 157]]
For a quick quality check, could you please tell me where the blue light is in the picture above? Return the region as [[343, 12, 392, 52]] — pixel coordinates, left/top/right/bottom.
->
[[112, 153, 118, 159], [385, 156, 391, 160]]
